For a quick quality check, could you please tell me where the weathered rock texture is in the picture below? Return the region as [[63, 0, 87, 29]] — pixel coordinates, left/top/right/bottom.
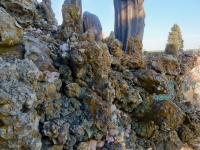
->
[[0, 1, 199, 150], [114, 0, 146, 51], [83, 11, 103, 41], [24, 36, 56, 72], [64, 0, 82, 15], [40, 0, 58, 25], [0, 0, 37, 27], [0, 7, 23, 49], [60, 3, 82, 42]]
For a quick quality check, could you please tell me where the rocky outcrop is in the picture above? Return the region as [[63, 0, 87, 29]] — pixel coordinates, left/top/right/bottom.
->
[[60, 3, 82, 42], [0, 58, 60, 150], [114, 0, 145, 51], [24, 36, 56, 72], [151, 100, 185, 130], [0, 1, 200, 150], [124, 36, 145, 69], [0, 7, 23, 49], [40, 0, 58, 26], [0, 0, 37, 27], [83, 11, 103, 41], [64, 0, 82, 15], [133, 69, 170, 95], [150, 55, 181, 76]]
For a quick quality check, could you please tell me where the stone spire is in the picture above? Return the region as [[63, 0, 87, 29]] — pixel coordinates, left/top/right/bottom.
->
[[82, 11, 103, 41], [64, 0, 82, 15], [113, 0, 146, 51]]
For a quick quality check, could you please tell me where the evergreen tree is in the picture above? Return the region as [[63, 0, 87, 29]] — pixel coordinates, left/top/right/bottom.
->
[[167, 24, 184, 50]]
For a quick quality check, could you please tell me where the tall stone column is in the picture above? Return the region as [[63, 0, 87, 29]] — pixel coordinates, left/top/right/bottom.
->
[[40, 0, 58, 25], [113, 0, 145, 51], [64, 0, 82, 15], [64, 0, 82, 33], [82, 11, 103, 41]]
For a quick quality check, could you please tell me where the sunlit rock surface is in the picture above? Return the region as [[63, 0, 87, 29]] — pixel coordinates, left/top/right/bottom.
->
[[83, 11, 103, 41], [0, 1, 199, 150], [0, 7, 23, 48]]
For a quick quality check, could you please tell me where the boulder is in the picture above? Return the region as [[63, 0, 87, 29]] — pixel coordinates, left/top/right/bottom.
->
[[123, 36, 145, 69], [134, 121, 154, 138], [64, 0, 82, 15], [61, 3, 82, 40], [151, 100, 185, 130], [40, 0, 58, 25], [133, 69, 170, 95], [151, 55, 181, 76], [110, 39, 123, 58], [64, 83, 81, 99], [42, 120, 69, 145], [178, 111, 200, 144], [0, 0, 37, 27], [0, 58, 43, 150], [0, 7, 23, 49], [152, 130, 183, 150], [116, 88, 143, 112], [24, 36, 56, 71], [83, 11, 103, 41], [101, 31, 115, 47]]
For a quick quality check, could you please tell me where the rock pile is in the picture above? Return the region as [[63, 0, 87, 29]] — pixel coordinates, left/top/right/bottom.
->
[[0, 0, 199, 150]]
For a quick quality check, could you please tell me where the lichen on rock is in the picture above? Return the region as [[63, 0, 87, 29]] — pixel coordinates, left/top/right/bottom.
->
[[0, 1, 200, 150]]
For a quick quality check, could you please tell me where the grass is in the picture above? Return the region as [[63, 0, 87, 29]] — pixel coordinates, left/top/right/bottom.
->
[[147, 50, 164, 53]]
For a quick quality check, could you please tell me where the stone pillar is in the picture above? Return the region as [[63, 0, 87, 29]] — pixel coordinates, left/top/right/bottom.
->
[[41, 0, 58, 25], [113, 0, 145, 51], [64, 0, 82, 33], [64, 0, 82, 15], [82, 11, 103, 41]]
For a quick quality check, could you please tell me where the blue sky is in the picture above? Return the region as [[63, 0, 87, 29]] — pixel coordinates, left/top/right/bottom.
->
[[38, 0, 200, 50]]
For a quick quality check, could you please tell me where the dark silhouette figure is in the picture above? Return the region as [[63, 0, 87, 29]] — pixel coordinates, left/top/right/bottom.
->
[[114, 0, 145, 51], [83, 11, 103, 41]]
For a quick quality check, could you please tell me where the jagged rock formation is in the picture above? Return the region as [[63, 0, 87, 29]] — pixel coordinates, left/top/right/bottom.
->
[[83, 11, 103, 41], [0, 0, 37, 27], [0, 1, 199, 150], [114, 0, 146, 51], [40, 0, 58, 26], [64, 0, 82, 12], [0, 7, 23, 49], [59, 3, 81, 45]]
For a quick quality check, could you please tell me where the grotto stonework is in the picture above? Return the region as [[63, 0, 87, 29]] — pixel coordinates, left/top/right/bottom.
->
[[0, 0, 199, 150], [83, 11, 103, 41], [114, 0, 146, 51]]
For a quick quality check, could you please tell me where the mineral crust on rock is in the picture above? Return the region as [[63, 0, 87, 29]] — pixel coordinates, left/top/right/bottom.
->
[[24, 36, 56, 72], [83, 11, 103, 41], [40, 0, 58, 26], [0, 2, 199, 150], [0, 7, 23, 48], [0, 0, 37, 27]]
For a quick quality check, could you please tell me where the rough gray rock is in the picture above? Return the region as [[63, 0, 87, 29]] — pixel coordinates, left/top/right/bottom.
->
[[60, 3, 82, 41], [83, 11, 103, 41], [40, 0, 58, 25], [0, 1, 200, 150], [114, 0, 145, 51], [0, 58, 42, 150], [42, 119, 69, 145], [24, 36, 56, 72], [64, 0, 82, 15], [0, 7, 23, 48], [0, 0, 37, 27], [133, 69, 170, 95]]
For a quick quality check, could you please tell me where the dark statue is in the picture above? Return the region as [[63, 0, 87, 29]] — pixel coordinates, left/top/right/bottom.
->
[[114, 0, 145, 51]]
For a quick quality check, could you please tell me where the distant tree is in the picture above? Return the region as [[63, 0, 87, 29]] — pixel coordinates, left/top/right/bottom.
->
[[167, 24, 184, 50]]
